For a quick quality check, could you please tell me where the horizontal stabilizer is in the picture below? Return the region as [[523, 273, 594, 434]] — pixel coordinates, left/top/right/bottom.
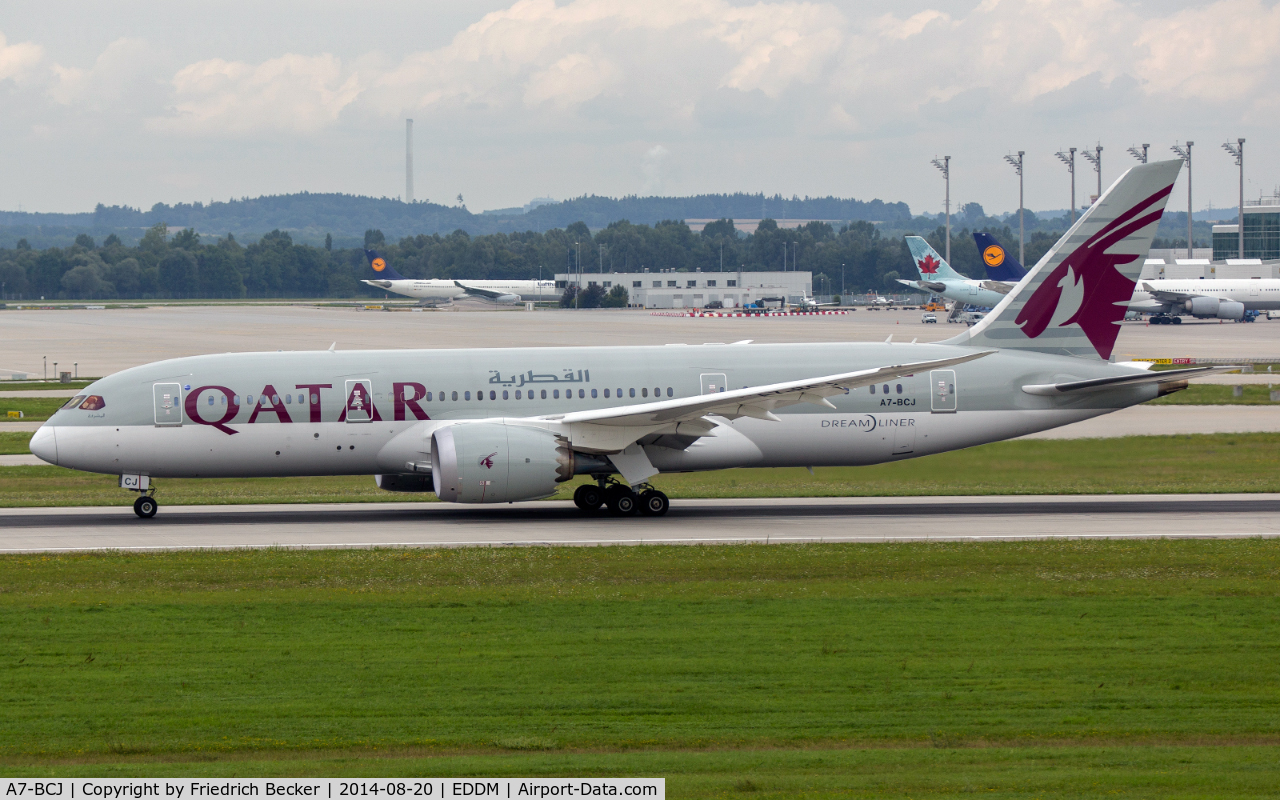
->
[[1022, 366, 1239, 396]]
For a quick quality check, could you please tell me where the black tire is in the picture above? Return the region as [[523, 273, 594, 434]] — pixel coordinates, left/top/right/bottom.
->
[[639, 490, 669, 516], [133, 496, 158, 519], [604, 485, 637, 516], [1172, 316, 1182, 325], [573, 484, 604, 512]]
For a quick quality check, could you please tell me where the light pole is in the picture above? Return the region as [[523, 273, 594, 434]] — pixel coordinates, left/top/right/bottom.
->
[[1171, 141, 1194, 258], [575, 241, 580, 309], [931, 156, 951, 263], [1055, 147, 1077, 224], [841, 263, 845, 304], [1127, 144, 1149, 164], [1081, 143, 1102, 204], [43, 356, 46, 381], [1223, 138, 1245, 258], [1003, 151, 1025, 265]]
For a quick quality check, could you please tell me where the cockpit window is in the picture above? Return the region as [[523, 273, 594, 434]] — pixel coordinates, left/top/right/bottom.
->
[[62, 395, 87, 409], [79, 395, 106, 410]]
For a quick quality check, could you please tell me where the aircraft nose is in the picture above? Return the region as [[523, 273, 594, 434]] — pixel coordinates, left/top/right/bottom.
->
[[29, 425, 58, 466]]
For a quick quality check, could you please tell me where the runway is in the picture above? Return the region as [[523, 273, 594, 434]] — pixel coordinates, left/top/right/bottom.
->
[[2, 494, 1276, 553]]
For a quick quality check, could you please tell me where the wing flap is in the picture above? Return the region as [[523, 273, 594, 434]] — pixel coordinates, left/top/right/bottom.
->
[[1022, 365, 1240, 396]]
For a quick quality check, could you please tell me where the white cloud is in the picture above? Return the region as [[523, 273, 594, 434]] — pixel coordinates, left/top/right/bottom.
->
[[151, 53, 361, 135], [0, 31, 43, 83]]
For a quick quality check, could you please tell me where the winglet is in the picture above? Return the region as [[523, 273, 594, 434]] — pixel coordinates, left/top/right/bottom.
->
[[328, 342, 337, 352]]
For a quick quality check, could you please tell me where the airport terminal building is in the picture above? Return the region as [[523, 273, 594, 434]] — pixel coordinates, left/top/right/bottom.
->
[[556, 270, 812, 309], [1212, 195, 1280, 262]]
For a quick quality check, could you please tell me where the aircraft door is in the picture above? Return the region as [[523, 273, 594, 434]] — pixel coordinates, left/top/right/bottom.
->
[[700, 373, 728, 394], [892, 422, 915, 454], [344, 379, 374, 423], [153, 383, 182, 427], [930, 370, 957, 413]]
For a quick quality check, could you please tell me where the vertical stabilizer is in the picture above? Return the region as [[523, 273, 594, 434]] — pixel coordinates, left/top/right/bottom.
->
[[905, 236, 967, 281], [944, 159, 1181, 360]]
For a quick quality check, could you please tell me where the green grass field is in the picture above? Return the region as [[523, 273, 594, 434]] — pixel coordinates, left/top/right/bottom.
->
[[0, 381, 94, 392], [3, 433, 1280, 507], [1, 541, 1278, 797], [1150, 384, 1280, 405], [0, 396, 68, 420]]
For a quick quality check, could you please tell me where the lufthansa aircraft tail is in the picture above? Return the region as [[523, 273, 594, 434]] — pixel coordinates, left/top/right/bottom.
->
[[904, 237, 967, 282], [947, 159, 1182, 360], [364, 249, 408, 281], [973, 232, 1027, 282]]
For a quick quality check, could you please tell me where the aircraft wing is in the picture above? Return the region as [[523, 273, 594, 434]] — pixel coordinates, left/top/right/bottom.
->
[[1021, 365, 1240, 396], [900, 278, 946, 293], [454, 280, 511, 300], [544, 351, 994, 429], [1140, 282, 1201, 304], [980, 280, 1015, 296]]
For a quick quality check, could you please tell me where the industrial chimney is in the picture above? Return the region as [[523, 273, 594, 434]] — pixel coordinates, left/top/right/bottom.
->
[[405, 119, 414, 204]]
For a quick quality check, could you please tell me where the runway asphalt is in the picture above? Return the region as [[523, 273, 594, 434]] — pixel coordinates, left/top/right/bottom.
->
[[2, 494, 1276, 552]]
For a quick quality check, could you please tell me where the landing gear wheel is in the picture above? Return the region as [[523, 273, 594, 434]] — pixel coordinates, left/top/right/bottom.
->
[[639, 489, 669, 516], [133, 496, 158, 519], [573, 484, 604, 512], [604, 484, 638, 516], [1172, 316, 1182, 324]]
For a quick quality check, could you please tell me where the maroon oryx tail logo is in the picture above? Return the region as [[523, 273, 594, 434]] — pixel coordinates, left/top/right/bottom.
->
[[1014, 184, 1174, 360], [479, 452, 497, 469]]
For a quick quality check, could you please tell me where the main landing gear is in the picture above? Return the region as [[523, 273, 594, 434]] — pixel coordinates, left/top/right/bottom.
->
[[573, 478, 669, 517]]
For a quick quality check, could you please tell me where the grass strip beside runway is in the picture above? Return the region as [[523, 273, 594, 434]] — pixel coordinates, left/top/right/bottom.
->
[[0, 432, 32, 455], [0, 540, 1278, 796], [3, 433, 1280, 506], [1150, 384, 1280, 404], [0, 397, 67, 421]]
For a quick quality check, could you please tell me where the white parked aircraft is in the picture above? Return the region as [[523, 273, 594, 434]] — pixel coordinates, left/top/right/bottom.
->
[[1127, 279, 1280, 323], [362, 250, 555, 304], [34, 160, 1231, 520]]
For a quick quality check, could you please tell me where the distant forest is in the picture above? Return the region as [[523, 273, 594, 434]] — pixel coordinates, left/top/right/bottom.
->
[[0, 217, 1074, 302], [0, 191, 1216, 302], [0, 192, 911, 250]]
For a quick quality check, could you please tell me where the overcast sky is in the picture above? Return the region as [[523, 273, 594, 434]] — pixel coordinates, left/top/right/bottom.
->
[[2, 0, 1276, 217]]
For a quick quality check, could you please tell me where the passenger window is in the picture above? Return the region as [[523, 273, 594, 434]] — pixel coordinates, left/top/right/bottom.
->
[[271, 394, 279, 404], [515, 390, 521, 399], [490, 390, 496, 400], [616, 388, 622, 397], [541, 389, 547, 399], [667, 387, 673, 397], [502, 390, 509, 400], [311, 394, 318, 404], [465, 391, 471, 400], [426, 392, 433, 401], [221, 396, 227, 405], [247, 395, 254, 405], [579, 389, 585, 398], [630, 388, 636, 398], [452, 391, 458, 401], [233, 395, 241, 406], [883, 384, 889, 394], [554, 389, 560, 399], [653, 387, 660, 397], [592, 389, 598, 398], [870, 385, 876, 394], [642, 388, 648, 397], [896, 384, 903, 394], [604, 389, 610, 398]]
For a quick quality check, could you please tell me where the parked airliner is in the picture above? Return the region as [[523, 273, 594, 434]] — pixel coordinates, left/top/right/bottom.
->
[[898, 237, 1012, 308], [362, 250, 555, 304], [1127, 278, 1280, 322], [33, 160, 1228, 519]]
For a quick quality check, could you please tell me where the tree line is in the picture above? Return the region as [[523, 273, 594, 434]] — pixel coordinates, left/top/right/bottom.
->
[[0, 218, 1067, 302]]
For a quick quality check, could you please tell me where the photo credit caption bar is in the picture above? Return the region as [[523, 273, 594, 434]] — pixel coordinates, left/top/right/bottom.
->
[[0, 781, 663, 800]]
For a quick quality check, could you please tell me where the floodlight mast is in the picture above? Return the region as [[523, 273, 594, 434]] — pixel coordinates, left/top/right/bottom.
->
[[1003, 151, 1025, 266], [1055, 147, 1077, 224], [1127, 144, 1149, 164], [1171, 142, 1194, 259], [931, 156, 951, 263], [1223, 138, 1245, 259], [1081, 144, 1103, 203]]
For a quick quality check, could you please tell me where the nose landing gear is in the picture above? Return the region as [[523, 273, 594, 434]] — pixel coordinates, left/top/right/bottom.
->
[[133, 495, 158, 518]]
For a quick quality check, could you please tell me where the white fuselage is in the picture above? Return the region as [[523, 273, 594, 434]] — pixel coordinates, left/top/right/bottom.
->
[[363, 279, 556, 302], [1128, 279, 1280, 314]]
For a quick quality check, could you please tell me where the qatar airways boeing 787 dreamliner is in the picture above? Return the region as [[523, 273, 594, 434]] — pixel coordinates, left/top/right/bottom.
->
[[32, 160, 1230, 518]]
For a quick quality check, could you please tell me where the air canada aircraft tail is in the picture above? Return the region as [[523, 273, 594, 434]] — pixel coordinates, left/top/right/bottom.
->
[[904, 237, 966, 281], [945, 159, 1182, 361], [364, 249, 408, 281], [973, 232, 1027, 281]]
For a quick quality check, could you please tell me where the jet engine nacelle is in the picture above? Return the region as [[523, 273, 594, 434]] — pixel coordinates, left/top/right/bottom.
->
[[430, 422, 574, 503], [1185, 297, 1219, 317], [495, 293, 520, 304], [1216, 300, 1245, 321]]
